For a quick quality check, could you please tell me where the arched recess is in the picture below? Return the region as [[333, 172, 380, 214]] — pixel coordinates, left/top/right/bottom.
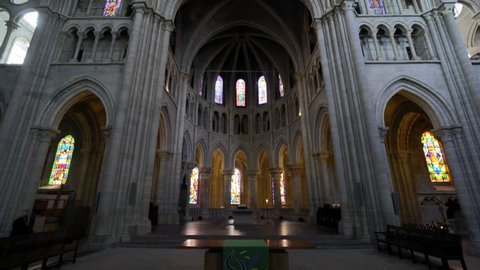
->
[[210, 148, 225, 208], [233, 150, 248, 206], [37, 92, 107, 231], [257, 150, 272, 208], [150, 109, 171, 224], [295, 138, 309, 209], [0, 90, 7, 125], [384, 93, 463, 230], [376, 77, 455, 129], [39, 77, 115, 128], [278, 144, 290, 207], [319, 113, 340, 205]]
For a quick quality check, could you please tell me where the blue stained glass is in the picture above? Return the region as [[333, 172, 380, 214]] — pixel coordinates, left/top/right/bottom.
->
[[236, 79, 246, 107], [103, 0, 123, 16], [258, 76, 267, 104], [49, 135, 75, 186], [215, 76, 223, 104]]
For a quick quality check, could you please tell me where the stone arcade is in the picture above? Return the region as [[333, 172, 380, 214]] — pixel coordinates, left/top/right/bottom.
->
[[0, 0, 480, 254]]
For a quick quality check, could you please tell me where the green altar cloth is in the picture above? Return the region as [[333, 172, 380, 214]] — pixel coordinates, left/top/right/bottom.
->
[[223, 239, 269, 270]]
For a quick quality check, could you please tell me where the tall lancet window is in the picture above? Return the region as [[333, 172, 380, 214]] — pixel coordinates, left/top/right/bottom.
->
[[278, 74, 285, 97], [189, 167, 199, 204], [231, 168, 241, 205], [368, 0, 386, 15], [49, 135, 75, 186], [103, 0, 123, 16], [280, 172, 286, 205], [215, 76, 224, 104], [421, 131, 451, 183], [258, 76, 267, 104], [236, 79, 246, 107]]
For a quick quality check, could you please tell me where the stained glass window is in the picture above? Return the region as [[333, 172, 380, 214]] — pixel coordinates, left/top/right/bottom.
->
[[189, 167, 199, 204], [199, 77, 204, 96], [236, 79, 246, 107], [258, 76, 267, 104], [48, 135, 75, 186], [421, 131, 451, 183], [368, 0, 386, 15], [103, 0, 123, 16], [231, 168, 241, 205], [215, 76, 223, 104], [280, 172, 286, 205], [278, 74, 285, 97]]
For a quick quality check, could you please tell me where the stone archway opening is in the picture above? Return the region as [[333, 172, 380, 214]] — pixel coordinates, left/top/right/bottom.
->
[[384, 93, 465, 233], [34, 92, 107, 233]]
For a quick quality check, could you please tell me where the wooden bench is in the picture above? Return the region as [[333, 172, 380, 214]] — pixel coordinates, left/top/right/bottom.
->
[[179, 239, 316, 270], [375, 225, 467, 270]]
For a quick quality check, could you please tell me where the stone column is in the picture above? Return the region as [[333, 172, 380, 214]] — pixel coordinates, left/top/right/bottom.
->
[[287, 165, 303, 214], [441, 3, 480, 107], [223, 170, 234, 214], [314, 152, 334, 204], [71, 32, 85, 62], [270, 168, 283, 215], [183, 162, 197, 219], [406, 30, 420, 60], [108, 31, 117, 61], [20, 127, 58, 212], [199, 167, 212, 218], [434, 127, 480, 254], [247, 170, 259, 209], [0, 20, 18, 61], [89, 30, 101, 62], [389, 31, 400, 60]]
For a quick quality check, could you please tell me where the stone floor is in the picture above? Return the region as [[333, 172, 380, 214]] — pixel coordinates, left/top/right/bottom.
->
[[56, 221, 480, 269], [59, 247, 480, 270]]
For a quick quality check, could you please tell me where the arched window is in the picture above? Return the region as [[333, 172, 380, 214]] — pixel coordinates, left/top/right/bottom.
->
[[231, 168, 241, 205], [199, 76, 204, 96], [368, 0, 386, 15], [189, 167, 199, 204], [280, 172, 286, 205], [6, 38, 29, 64], [421, 131, 451, 183], [278, 74, 285, 97], [258, 76, 267, 104], [103, 0, 123, 16], [49, 135, 75, 186], [236, 79, 246, 107], [215, 76, 223, 104]]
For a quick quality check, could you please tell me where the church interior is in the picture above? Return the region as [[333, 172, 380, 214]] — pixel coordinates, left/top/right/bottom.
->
[[1, 0, 480, 269]]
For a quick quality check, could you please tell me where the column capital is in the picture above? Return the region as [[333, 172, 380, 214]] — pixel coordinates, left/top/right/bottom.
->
[[341, 0, 356, 11], [163, 20, 175, 32], [433, 126, 463, 143], [183, 162, 197, 171], [438, 3, 456, 16], [101, 125, 113, 137], [5, 20, 19, 30], [294, 71, 305, 80], [246, 170, 259, 177], [313, 151, 331, 163], [287, 164, 303, 175], [199, 167, 212, 174], [30, 126, 59, 143], [156, 150, 173, 161], [269, 168, 283, 177], [222, 169, 235, 176], [378, 126, 389, 143], [311, 18, 323, 30]]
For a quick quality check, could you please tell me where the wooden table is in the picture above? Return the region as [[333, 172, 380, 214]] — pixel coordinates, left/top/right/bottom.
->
[[179, 239, 316, 270]]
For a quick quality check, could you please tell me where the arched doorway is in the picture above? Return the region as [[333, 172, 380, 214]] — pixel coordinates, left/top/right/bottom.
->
[[36, 92, 107, 232], [210, 148, 225, 208], [257, 150, 272, 209], [384, 93, 463, 232]]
